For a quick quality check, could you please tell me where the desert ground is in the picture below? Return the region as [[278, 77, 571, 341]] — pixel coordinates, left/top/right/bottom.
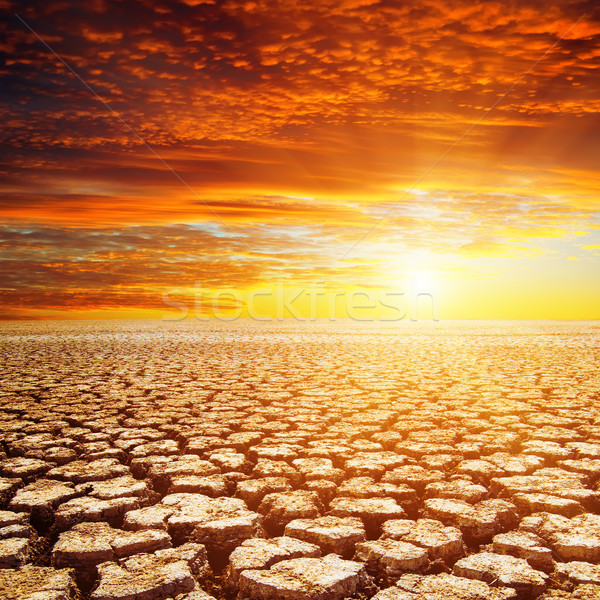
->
[[0, 319, 599, 599]]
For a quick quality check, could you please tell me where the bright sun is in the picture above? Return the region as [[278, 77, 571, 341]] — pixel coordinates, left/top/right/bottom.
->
[[408, 269, 437, 294]]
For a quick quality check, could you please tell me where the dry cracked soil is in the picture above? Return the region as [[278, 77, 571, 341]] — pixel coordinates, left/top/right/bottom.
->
[[0, 319, 599, 600]]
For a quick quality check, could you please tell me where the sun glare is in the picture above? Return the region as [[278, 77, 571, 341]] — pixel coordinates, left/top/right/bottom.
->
[[408, 269, 437, 295]]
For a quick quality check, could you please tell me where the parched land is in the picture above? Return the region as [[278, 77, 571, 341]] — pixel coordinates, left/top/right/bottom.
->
[[0, 319, 599, 600]]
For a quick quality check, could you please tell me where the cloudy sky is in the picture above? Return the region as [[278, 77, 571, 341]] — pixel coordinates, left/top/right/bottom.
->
[[1, 0, 599, 319]]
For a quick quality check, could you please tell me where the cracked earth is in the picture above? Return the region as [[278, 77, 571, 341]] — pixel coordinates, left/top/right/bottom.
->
[[0, 320, 599, 600]]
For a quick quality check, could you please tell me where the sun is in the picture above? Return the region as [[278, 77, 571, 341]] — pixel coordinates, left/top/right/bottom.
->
[[408, 269, 438, 295]]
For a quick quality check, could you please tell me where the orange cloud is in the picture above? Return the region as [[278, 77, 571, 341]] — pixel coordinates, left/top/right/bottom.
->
[[1, 0, 599, 317]]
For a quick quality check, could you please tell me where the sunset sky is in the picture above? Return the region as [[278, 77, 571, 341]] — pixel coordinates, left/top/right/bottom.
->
[[1, 0, 599, 320]]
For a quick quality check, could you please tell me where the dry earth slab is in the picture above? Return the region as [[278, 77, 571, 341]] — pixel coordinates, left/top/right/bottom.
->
[[284, 516, 366, 558], [225, 536, 321, 588], [0, 564, 78, 600], [52, 521, 172, 568], [453, 551, 549, 597], [238, 554, 376, 600], [91, 542, 211, 600], [373, 572, 519, 600]]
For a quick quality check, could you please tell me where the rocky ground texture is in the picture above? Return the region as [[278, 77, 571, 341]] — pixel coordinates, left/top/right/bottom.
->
[[0, 319, 599, 600]]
